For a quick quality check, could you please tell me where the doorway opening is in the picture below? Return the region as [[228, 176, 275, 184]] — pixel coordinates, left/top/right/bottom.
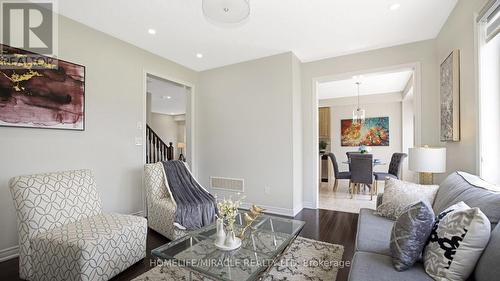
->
[[144, 73, 194, 169], [314, 66, 419, 213]]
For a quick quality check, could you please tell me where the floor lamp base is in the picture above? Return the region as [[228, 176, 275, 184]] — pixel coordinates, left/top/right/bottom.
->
[[419, 173, 434, 185]]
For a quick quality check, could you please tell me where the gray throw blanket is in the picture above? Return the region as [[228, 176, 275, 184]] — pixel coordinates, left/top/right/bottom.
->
[[162, 160, 217, 230]]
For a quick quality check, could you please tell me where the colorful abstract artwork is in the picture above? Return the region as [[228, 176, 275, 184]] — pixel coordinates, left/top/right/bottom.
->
[[0, 44, 85, 130], [341, 117, 389, 146]]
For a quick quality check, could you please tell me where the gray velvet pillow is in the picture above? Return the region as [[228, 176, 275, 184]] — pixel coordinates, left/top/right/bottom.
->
[[390, 200, 435, 271]]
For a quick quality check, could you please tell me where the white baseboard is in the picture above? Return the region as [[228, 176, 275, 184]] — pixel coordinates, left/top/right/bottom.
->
[[0, 210, 147, 263], [302, 201, 315, 209], [0, 245, 19, 262], [240, 202, 294, 217], [292, 203, 303, 217]]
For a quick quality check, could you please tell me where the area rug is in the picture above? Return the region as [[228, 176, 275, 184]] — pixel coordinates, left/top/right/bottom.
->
[[133, 237, 344, 281]]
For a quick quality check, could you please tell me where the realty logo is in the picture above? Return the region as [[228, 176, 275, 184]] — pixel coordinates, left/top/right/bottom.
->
[[1, 0, 57, 55]]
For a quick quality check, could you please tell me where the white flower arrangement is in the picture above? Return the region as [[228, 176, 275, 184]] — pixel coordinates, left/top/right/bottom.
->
[[358, 145, 372, 153], [216, 194, 245, 231]]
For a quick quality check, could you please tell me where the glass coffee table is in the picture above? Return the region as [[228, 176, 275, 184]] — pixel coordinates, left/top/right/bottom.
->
[[152, 212, 305, 281]]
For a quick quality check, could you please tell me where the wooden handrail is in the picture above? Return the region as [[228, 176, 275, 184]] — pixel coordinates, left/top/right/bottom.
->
[[146, 124, 174, 163]]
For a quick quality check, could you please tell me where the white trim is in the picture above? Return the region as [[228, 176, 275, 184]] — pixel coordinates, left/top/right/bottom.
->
[[302, 201, 315, 209], [0, 245, 19, 262], [292, 202, 303, 217], [474, 14, 484, 177], [312, 79, 320, 209], [142, 70, 197, 216], [310, 63, 423, 209], [239, 202, 295, 217]]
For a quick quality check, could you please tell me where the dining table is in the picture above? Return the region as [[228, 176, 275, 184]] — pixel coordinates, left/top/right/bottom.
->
[[342, 159, 387, 166]]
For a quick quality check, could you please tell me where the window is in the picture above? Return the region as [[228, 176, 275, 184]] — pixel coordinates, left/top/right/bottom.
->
[[478, 1, 500, 184]]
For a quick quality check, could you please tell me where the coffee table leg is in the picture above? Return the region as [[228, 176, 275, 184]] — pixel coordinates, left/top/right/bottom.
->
[[269, 218, 277, 247]]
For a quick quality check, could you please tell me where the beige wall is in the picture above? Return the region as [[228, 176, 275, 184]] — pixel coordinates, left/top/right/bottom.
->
[[0, 0, 488, 255], [197, 52, 303, 215], [435, 0, 488, 181], [0, 15, 198, 252], [319, 93, 403, 174], [150, 113, 179, 146], [301, 40, 438, 206]]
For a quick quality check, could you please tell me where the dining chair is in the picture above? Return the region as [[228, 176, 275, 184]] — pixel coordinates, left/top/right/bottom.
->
[[328, 153, 351, 191], [373, 152, 408, 195], [345, 151, 360, 173], [349, 153, 375, 200]]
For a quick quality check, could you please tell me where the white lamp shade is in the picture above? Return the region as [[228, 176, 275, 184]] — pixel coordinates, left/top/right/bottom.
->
[[409, 147, 446, 173]]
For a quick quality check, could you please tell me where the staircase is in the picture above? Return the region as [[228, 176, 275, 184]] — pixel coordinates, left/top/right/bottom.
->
[[146, 124, 174, 163]]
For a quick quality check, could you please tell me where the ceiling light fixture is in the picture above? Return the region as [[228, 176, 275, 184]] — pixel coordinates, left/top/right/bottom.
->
[[196, 53, 203, 58], [202, 0, 250, 24], [162, 96, 172, 100], [389, 3, 401, 11], [148, 28, 156, 35]]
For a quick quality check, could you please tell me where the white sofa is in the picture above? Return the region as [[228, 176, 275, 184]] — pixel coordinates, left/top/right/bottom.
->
[[144, 162, 187, 240], [9, 169, 147, 281]]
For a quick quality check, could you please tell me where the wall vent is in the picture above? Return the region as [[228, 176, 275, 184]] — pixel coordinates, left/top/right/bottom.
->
[[210, 177, 244, 192]]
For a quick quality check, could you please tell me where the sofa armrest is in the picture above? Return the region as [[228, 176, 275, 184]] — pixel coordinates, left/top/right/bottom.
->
[[376, 193, 384, 208]]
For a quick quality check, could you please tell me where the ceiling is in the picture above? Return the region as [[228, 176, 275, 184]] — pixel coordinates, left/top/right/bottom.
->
[[147, 75, 187, 115], [318, 69, 413, 100], [58, 0, 457, 71]]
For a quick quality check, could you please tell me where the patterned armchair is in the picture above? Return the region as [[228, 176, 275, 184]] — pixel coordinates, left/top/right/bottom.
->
[[9, 169, 147, 281], [144, 162, 187, 240]]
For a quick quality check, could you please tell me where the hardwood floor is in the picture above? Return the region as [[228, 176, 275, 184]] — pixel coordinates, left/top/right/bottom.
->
[[0, 209, 358, 281]]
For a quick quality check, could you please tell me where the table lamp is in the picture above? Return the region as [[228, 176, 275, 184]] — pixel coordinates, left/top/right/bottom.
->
[[177, 142, 186, 161], [409, 146, 446, 185]]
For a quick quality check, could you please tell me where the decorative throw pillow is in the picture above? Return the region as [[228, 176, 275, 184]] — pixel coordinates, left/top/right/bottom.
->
[[390, 200, 435, 271], [376, 178, 439, 220], [424, 202, 491, 281]]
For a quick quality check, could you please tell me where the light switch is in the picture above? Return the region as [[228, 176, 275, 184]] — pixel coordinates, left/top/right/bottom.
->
[[135, 137, 143, 146], [136, 122, 143, 130]]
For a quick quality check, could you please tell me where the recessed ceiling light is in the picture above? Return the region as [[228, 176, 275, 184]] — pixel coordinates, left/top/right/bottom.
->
[[162, 95, 172, 99], [196, 53, 203, 58], [389, 3, 401, 11], [148, 28, 156, 35]]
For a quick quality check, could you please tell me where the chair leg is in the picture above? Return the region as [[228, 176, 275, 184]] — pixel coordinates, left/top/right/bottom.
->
[[349, 183, 354, 199], [334, 179, 338, 192], [369, 184, 373, 201]]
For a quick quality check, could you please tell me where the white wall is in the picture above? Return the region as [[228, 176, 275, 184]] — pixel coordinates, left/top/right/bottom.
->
[[319, 93, 403, 174], [0, 15, 198, 253], [435, 0, 488, 182], [197, 52, 302, 215]]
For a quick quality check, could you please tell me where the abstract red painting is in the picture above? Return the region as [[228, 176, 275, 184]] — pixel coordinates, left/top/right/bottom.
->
[[0, 44, 85, 130]]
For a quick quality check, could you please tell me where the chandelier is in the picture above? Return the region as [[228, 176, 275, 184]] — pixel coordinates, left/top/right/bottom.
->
[[353, 81, 365, 124]]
